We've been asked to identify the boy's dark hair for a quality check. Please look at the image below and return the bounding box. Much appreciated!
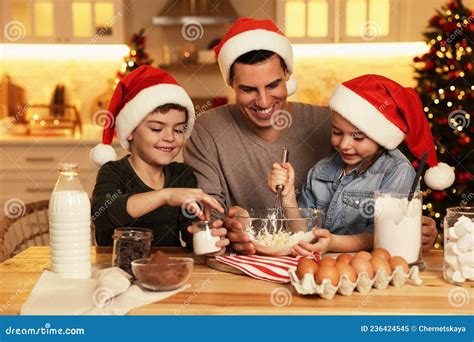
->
[153,103,188,117]
[228,50,288,84]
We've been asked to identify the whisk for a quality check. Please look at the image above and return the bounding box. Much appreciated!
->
[273,145,289,220]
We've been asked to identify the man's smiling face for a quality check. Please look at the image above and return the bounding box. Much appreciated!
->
[232,54,289,131]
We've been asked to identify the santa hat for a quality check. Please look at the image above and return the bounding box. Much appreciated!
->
[90,65,195,167]
[214,17,297,95]
[329,74,455,190]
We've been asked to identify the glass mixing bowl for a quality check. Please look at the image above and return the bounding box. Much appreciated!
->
[234,208,325,256]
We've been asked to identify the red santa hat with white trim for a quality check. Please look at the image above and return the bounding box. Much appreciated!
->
[90,65,195,167]
[213,17,297,95]
[329,74,455,190]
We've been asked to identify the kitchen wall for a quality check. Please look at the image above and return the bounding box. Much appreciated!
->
[291,45,425,105]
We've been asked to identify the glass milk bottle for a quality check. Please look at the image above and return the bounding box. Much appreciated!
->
[443,207,474,285]
[48,163,91,279]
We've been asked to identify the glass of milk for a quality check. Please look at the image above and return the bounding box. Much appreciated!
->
[193,221,220,255]
[374,191,423,268]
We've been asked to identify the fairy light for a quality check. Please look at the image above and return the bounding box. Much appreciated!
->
[450,86,455,91]
[434,99,440,104]
[447,101,453,107]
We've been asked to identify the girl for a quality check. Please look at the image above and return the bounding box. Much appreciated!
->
[268,74,454,256]
[90,66,227,252]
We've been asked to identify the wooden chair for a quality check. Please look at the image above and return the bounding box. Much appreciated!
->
[0,199,96,262]
[0,200,50,262]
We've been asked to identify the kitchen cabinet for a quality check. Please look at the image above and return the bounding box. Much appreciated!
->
[1,0,124,44]
[0,139,125,207]
[276,0,397,43]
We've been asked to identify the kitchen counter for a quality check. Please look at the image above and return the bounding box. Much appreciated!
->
[0,247,472,315]
[0,124,119,146]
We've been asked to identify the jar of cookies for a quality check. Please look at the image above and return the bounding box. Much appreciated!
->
[112,228,153,275]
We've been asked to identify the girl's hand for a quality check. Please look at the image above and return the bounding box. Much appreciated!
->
[162,188,224,221]
[290,228,332,256]
[187,219,229,256]
[267,162,296,197]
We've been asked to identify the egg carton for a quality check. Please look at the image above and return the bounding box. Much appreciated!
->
[289,265,422,300]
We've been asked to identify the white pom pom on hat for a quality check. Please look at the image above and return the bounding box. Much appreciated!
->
[424,162,456,190]
[329,74,455,190]
[90,143,117,167]
[90,65,195,167]
[214,17,297,96]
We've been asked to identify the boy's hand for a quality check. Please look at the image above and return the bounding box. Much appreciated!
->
[187,219,229,256]
[290,228,332,256]
[163,188,224,221]
[267,162,296,197]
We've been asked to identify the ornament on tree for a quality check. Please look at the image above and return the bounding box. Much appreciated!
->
[457,171,472,183]
[432,191,447,201]
[458,136,471,145]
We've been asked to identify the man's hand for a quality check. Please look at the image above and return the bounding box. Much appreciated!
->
[224,206,256,255]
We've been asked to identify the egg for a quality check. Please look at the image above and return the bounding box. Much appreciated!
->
[355,251,372,260]
[336,253,354,264]
[336,262,357,283]
[390,256,409,274]
[371,256,392,275]
[371,247,391,261]
[314,265,340,286]
[350,257,375,278]
[319,256,337,267]
[296,258,319,279]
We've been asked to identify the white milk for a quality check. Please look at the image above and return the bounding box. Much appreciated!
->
[374,195,422,264]
[48,163,91,278]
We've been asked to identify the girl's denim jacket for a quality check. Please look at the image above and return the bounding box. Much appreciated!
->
[298,149,417,235]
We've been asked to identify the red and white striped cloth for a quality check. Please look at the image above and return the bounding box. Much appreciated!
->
[216,253,320,283]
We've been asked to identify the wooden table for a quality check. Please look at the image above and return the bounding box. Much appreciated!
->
[0,247,472,315]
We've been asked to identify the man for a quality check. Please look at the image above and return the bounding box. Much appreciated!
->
[184,18,438,255]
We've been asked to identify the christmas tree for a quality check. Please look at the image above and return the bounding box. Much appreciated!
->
[412,0,473,231]
[116,29,153,81]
